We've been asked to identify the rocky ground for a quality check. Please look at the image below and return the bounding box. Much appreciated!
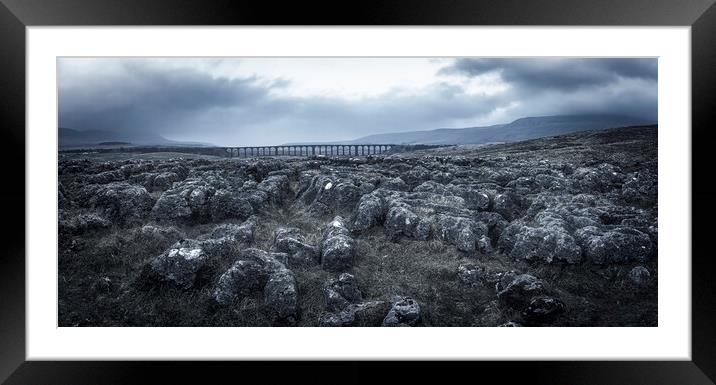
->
[58,125,658,327]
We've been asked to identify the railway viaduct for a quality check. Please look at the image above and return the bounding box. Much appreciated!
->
[223,144,396,158]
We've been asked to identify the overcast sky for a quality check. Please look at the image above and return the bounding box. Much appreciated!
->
[58,57,657,146]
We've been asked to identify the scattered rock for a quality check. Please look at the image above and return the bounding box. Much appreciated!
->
[457,263,485,286]
[87,182,154,223]
[321,216,356,270]
[497,273,545,309]
[576,226,652,264]
[273,227,319,266]
[383,297,421,326]
[148,239,209,287]
[264,269,299,325]
[323,273,363,311]
[319,301,389,327]
[628,266,651,285]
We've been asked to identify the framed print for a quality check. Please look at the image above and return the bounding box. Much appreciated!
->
[2,0,716,383]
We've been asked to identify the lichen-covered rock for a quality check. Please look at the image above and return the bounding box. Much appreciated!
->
[572,163,625,193]
[493,191,521,221]
[351,193,386,231]
[318,301,390,327]
[379,177,409,191]
[382,297,421,326]
[264,269,299,325]
[434,214,488,252]
[575,226,652,264]
[496,273,545,309]
[59,212,112,235]
[323,273,362,311]
[213,260,266,304]
[152,193,192,220]
[148,239,208,287]
[272,227,319,266]
[321,216,356,271]
[140,224,185,247]
[209,217,257,244]
[213,248,290,305]
[209,189,254,221]
[628,266,652,285]
[256,174,290,205]
[457,264,485,286]
[508,226,582,264]
[152,172,181,190]
[384,204,431,240]
[87,182,154,223]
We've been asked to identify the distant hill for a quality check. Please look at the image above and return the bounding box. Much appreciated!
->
[58,127,213,148]
[341,114,656,145]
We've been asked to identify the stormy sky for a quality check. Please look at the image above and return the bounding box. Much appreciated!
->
[58,57,657,146]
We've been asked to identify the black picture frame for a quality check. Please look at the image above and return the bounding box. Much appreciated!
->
[2,0,714,383]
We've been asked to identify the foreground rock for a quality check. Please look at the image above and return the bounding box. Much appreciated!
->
[213,248,298,325]
[496,273,545,309]
[382,297,421,326]
[272,227,319,266]
[82,182,154,223]
[147,239,209,288]
[320,216,356,271]
[59,212,112,235]
[263,269,299,325]
[323,273,363,312]
[628,266,652,285]
[318,301,390,327]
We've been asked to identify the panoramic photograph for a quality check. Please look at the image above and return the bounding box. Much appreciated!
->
[57,57,658,327]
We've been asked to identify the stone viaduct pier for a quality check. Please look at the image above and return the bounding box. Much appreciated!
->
[224,144,396,158]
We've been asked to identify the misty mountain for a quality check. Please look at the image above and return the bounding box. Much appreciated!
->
[59,127,213,148]
[288,114,655,146]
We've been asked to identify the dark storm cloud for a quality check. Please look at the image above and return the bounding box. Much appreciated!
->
[59,58,657,146]
[439,58,657,91]
[58,61,507,145]
[59,62,277,136]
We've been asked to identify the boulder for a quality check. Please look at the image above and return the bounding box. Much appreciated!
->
[434,214,488,252]
[152,193,192,220]
[273,227,319,266]
[508,226,582,264]
[496,274,545,309]
[318,301,389,327]
[88,182,154,223]
[213,260,266,304]
[59,213,112,235]
[382,297,421,326]
[256,174,290,205]
[457,263,485,286]
[575,226,652,264]
[213,248,289,305]
[209,217,257,244]
[209,189,254,221]
[264,269,299,325]
[352,193,386,231]
[323,273,362,311]
[148,239,209,288]
[628,266,652,285]
[493,192,521,221]
[321,216,356,271]
[379,177,409,192]
[153,172,181,190]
